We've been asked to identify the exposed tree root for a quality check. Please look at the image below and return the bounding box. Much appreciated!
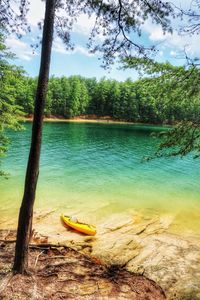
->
[34,251,44,268]
[0,235,166,299]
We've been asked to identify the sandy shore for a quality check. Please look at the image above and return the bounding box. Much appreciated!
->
[20,116,135,125]
[19,115,171,127]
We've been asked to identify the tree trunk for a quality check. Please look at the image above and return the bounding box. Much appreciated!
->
[13,0,56,274]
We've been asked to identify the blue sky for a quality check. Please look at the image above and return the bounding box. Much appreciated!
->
[6,0,199,81]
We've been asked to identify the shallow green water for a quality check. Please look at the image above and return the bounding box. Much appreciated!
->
[0,122,200,234]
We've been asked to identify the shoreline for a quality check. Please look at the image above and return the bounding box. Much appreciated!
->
[19,115,172,127]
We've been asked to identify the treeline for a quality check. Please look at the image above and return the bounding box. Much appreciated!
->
[4,72,200,124]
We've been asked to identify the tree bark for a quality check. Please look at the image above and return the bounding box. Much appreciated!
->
[13,0,56,274]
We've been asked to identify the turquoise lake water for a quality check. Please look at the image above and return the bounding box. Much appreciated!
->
[0,122,200,234]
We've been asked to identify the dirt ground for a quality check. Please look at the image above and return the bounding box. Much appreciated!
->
[0,230,165,300]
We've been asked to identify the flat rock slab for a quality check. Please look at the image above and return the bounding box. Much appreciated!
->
[32,210,200,299]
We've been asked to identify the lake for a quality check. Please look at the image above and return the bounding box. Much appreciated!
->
[0,122,200,236]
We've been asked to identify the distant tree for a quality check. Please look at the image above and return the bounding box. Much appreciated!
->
[93,78,111,116]
[109,80,121,118]
[60,76,71,117]
[118,79,138,121]
[66,76,89,117]
[82,77,97,114]
[47,76,66,116]
[15,77,36,115]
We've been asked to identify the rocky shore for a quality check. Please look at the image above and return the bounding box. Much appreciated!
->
[32,210,200,299]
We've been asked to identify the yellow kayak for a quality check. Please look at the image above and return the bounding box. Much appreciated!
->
[61,214,97,236]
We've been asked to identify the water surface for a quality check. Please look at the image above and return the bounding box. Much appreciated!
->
[0,122,199,235]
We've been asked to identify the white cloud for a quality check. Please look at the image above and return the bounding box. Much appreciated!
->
[27,0,45,26]
[73,14,96,36]
[53,38,96,57]
[147,26,169,42]
[170,50,177,57]
[170,0,193,10]
[142,19,200,56]
[74,45,95,57]
[6,36,36,61]
[72,13,107,42]
[53,38,67,54]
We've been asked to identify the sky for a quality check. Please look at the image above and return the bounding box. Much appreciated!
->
[5,0,200,81]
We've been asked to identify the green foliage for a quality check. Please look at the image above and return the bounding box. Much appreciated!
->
[154,122,200,158]
[15,77,36,114]
[46,75,90,118]
[67,76,89,118]
[12,72,199,128]
[0,31,24,176]
[123,56,200,158]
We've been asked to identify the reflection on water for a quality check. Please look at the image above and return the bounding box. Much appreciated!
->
[0,122,200,235]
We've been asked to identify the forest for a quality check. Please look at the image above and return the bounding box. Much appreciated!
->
[3,64,200,125]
